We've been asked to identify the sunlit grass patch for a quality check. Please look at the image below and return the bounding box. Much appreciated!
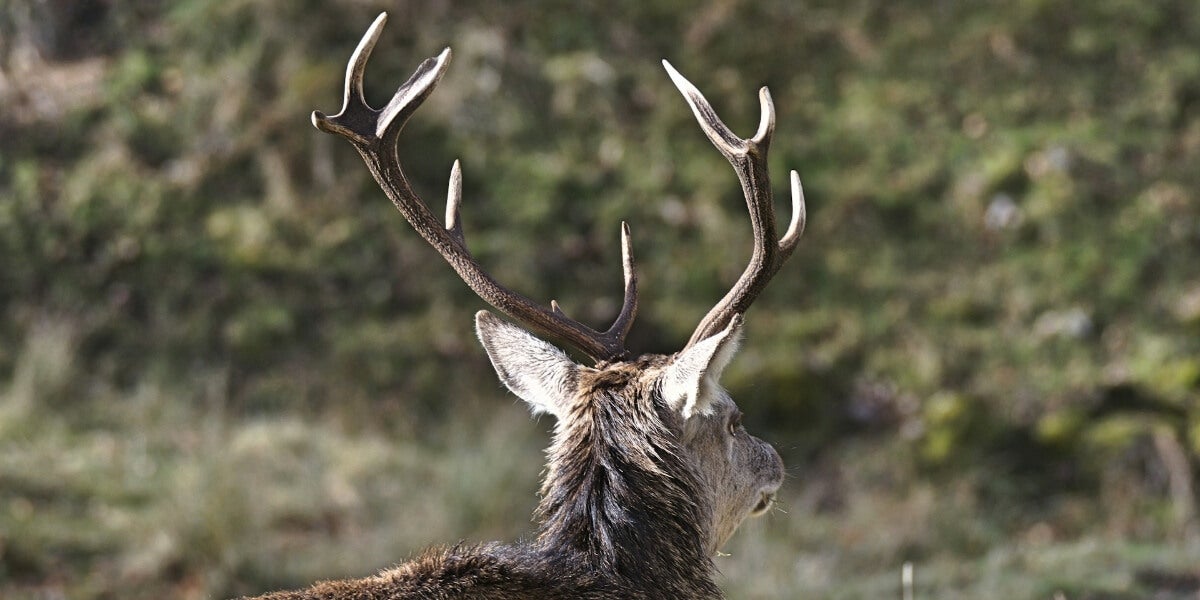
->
[0,324,545,598]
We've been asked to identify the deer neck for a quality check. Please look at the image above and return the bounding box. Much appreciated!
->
[532,379,714,585]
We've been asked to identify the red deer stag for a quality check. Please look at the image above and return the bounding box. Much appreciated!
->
[248,12,804,600]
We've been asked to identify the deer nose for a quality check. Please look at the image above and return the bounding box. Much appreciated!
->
[765,442,785,486]
[750,491,775,516]
[749,444,784,517]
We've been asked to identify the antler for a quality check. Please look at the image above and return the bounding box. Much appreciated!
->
[661,61,806,348]
[313,13,637,362]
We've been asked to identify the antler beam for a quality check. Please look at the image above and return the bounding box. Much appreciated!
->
[313,13,638,361]
[661,61,806,348]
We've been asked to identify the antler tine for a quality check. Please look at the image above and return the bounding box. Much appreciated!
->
[606,222,639,341]
[779,170,807,259]
[661,60,806,348]
[445,159,465,243]
[313,13,638,361]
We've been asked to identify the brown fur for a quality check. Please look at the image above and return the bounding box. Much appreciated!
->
[275,12,797,597]
[243,347,784,599]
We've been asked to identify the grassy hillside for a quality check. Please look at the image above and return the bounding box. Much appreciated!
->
[2,0,1198,597]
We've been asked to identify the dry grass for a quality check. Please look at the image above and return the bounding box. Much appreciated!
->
[2,322,1198,599]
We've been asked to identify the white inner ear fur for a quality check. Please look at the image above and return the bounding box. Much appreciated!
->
[661,315,744,419]
[475,310,580,419]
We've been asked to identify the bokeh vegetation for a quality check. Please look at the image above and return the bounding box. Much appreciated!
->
[2,0,1199,598]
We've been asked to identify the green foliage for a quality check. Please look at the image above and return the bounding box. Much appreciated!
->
[2,0,1199,597]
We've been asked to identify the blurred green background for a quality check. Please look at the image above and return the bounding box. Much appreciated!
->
[2,1,1199,598]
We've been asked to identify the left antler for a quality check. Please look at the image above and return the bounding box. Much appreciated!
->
[312,13,638,362]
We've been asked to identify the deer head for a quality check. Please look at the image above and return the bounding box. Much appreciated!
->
[276,11,806,598]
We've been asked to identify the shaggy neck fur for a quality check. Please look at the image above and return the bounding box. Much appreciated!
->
[244,360,726,600]
[532,361,719,596]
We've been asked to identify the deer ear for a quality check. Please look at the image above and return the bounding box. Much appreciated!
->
[475,310,580,419]
[661,314,743,419]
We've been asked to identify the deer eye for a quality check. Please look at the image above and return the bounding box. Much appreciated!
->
[727,411,744,436]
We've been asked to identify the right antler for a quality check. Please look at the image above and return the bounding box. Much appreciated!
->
[662,61,807,349]
[312,13,637,362]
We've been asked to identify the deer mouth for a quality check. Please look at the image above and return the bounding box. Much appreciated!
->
[750,492,775,516]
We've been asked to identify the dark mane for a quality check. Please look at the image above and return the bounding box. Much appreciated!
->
[531,360,720,597]
[250,360,723,600]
